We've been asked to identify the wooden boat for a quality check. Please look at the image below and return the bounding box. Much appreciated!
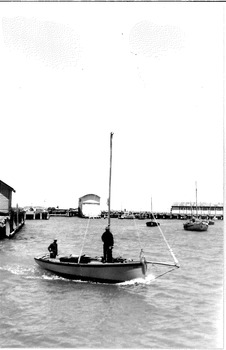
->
[183,218,208,231]
[34,254,150,283]
[183,183,208,232]
[146,198,160,227]
[118,213,135,219]
[35,133,179,283]
[202,218,214,225]
[146,220,160,227]
[207,219,215,225]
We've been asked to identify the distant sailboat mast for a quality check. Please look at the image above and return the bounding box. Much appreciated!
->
[108,132,114,228]
[195,181,198,217]
[151,196,154,219]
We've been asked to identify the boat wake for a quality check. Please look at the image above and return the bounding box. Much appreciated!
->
[0,264,160,287]
[118,273,156,286]
[0,264,64,281]
[0,264,36,276]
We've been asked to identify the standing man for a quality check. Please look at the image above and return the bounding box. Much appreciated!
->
[101,226,114,263]
[48,239,58,258]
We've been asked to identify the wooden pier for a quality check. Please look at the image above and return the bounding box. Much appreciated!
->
[0,206,26,239]
[0,180,26,239]
[101,210,224,220]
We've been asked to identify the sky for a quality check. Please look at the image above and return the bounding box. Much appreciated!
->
[0,2,224,213]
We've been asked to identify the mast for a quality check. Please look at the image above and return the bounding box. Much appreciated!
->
[108,132,114,228]
[195,181,198,217]
[151,196,153,219]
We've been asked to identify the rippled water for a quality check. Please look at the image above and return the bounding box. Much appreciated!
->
[0,217,223,348]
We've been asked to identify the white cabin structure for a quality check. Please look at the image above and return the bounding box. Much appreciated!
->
[78,194,101,218]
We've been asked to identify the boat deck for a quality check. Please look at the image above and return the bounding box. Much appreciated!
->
[38,254,135,266]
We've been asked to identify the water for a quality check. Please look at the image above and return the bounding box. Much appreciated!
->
[0,217,223,348]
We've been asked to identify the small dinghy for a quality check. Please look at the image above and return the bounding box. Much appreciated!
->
[146,220,160,227]
[146,199,160,227]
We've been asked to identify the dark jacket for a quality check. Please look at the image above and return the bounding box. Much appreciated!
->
[48,242,58,255]
[101,229,114,247]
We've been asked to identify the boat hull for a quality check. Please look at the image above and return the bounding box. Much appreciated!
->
[146,221,160,227]
[208,220,214,225]
[118,215,135,220]
[34,255,146,283]
[183,221,208,231]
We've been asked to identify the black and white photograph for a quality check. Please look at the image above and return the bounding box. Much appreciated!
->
[0,2,224,349]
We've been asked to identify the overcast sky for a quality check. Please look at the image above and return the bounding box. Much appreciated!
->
[0,3,224,212]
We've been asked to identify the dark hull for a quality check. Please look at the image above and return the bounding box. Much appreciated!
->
[34,255,146,283]
[183,221,208,231]
[146,221,160,227]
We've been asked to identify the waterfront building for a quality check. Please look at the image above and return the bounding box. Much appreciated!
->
[0,180,25,238]
[0,180,15,215]
[78,194,101,218]
[24,206,50,220]
[171,202,224,219]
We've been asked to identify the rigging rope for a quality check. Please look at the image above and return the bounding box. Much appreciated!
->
[153,267,178,280]
[152,213,179,266]
[133,211,179,268]
[78,217,91,263]
[133,217,143,252]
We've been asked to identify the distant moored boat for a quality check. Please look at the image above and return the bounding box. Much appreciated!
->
[146,198,160,227]
[183,218,208,231]
[183,182,209,232]
[146,221,160,227]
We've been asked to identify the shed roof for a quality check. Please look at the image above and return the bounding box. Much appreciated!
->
[0,180,15,193]
[83,200,100,204]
